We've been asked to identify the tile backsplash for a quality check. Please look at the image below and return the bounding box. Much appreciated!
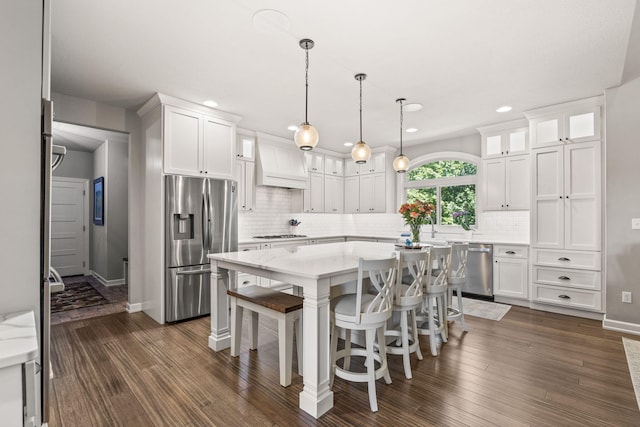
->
[239,187,529,241]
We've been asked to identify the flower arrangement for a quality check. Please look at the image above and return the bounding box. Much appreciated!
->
[453,211,472,231]
[399,200,435,243]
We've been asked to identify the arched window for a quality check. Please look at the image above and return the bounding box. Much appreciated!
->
[403,155,478,227]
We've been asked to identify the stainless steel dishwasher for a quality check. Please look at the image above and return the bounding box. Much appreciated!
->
[462,243,493,297]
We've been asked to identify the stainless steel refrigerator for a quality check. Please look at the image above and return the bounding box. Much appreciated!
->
[165,175,237,322]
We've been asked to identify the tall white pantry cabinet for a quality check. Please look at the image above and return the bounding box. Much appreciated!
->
[525,96,603,314]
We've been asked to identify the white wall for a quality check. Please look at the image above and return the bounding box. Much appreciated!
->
[0,0,43,322]
[52,149,93,180]
[92,143,107,278]
[605,75,640,325]
[106,141,128,280]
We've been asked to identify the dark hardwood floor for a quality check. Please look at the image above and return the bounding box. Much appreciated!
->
[49,306,640,426]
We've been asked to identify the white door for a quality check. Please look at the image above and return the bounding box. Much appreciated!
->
[532,146,564,248]
[505,155,530,210]
[494,257,528,299]
[51,178,89,276]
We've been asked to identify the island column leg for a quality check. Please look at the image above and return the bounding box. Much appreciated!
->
[299,279,334,418]
[209,260,231,351]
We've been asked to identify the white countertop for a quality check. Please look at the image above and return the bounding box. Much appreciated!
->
[0,310,38,368]
[239,233,529,246]
[209,241,399,280]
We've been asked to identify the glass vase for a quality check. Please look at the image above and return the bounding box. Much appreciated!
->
[410,224,421,243]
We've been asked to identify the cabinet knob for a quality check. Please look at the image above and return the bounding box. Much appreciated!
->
[501,204,504,208]
[559,196,563,199]
[495,260,498,263]
[559,138,563,142]
[506,204,509,208]
[200,170,203,173]
[506,150,509,154]
[501,151,504,155]
[565,195,569,199]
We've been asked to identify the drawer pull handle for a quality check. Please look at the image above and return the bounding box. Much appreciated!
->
[558,294,571,299]
[506,250,516,255]
[243,249,251,251]
[242,280,250,285]
[558,257,570,261]
[558,276,571,281]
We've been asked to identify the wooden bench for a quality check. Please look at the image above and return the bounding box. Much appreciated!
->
[227,286,303,387]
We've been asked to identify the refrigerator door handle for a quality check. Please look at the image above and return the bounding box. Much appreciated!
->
[176,269,212,276]
[206,190,212,251]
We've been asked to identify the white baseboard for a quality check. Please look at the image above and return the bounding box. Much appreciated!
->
[603,316,640,336]
[126,302,142,313]
[90,270,125,287]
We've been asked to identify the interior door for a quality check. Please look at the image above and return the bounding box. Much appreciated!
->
[50,177,88,276]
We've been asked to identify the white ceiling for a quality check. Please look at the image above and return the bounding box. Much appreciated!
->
[52,122,129,152]
[50,0,637,154]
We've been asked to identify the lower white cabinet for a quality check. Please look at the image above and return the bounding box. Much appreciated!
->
[237,243,261,288]
[493,245,528,299]
[258,241,307,291]
[530,248,602,312]
[309,237,345,245]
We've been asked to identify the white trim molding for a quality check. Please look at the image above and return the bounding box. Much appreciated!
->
[126,302,143,313]
[603,316,640,336]
[90,270,125,287]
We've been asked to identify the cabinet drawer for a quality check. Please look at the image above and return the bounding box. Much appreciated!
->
[531,248,600,270]
[239,243,261,251]
[532,284,601,311]
[237,273,259,288]
[532,266,600,290]
[494,245,528,258]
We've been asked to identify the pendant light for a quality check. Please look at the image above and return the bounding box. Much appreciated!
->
[351,73,371,164]
[393,98,410,173]
[294,39,319,151]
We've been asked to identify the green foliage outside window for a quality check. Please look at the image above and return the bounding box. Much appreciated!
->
[405,160,477,226]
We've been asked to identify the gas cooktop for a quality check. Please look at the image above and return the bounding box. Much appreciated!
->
[253,234,308,239]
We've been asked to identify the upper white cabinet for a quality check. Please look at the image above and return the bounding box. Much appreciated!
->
[324,175,344,213]
[304,152,324,173]
[236,130,256,161]
[359,173,386,213]
[525,98,602,149]
[531,141,601,251]
[164,105,236,179]
[483,155,530,211]
[478,120,529,159]
[324,155,344,176]
[344,152,387,175]
[235,159,255,212]
[303,172,324,213]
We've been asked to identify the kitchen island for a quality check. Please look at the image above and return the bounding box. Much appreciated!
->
[207,241,398,418]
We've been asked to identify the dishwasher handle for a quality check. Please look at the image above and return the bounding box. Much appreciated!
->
[468,247,492,253]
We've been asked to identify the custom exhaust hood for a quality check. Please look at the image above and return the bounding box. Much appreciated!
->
[255,132,309,189]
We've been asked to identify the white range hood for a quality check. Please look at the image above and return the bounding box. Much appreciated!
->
[255,132,309,189]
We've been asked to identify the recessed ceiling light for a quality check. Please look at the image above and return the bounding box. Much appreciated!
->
[496,105,512,113]
[253,9,290,33]
[203,100,218,108]
[344,142,354,147]
[404,103,423,112]
[288,125,298,131]
[406,128,418,133]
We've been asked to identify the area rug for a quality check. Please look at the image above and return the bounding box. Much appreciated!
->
[623,337,640,410]
[451,297,511,321]
[51,282,109,313]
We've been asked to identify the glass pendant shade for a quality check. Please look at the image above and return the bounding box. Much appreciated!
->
[294,123,319,150]
[393,154,410,173]
[351,140,371,164]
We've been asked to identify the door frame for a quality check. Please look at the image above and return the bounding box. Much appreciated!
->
[51,176,90,276]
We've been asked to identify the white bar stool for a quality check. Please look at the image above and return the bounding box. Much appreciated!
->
[227,285,303,387]
[447,242,469,332]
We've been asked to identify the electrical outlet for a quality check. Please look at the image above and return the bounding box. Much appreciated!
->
[622,291,632,303]
[632,218,640,230]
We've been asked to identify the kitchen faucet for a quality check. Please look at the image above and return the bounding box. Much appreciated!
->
[427,216,436,238]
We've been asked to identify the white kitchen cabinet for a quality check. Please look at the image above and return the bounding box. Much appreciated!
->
[493,245,528,299]
[324,175,344,213]
[303,173,324,213]
[259,241,307,291]
[164,104,235,180]
[359,173,386,213]
[237,243,262,288]
[345,160,360,176]
[483,155,530,211]
[235,159,255,212]
[344,176,360,213]
[531,141,600,251]
[527,101,601,149]
[236,130,255,161]
[304,151,324,173]
[479,124,529,159]
[344,152,386,175]
[309,237,345,245]
[324,155,344,176]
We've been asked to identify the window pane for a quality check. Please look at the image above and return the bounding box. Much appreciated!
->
[406,187,436,221]
[407,160,477,181]
[441,184,476,225]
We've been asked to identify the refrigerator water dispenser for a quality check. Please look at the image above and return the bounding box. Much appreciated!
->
[173,213,194,239]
